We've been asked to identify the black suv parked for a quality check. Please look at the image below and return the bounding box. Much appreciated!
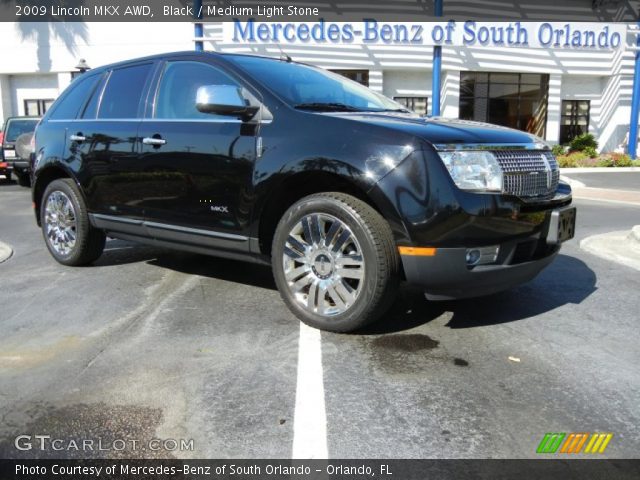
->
[32,52,575,332]
[2,116,39,185]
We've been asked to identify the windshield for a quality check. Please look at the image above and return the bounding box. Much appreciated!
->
[226,55,410,113]
[5,119,38,143]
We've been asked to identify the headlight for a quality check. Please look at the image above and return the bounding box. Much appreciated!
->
[438,151,503,192]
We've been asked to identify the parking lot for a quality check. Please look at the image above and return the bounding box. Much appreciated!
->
[0,179,639,459]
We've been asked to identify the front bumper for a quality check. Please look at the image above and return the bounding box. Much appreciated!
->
[401,243,559,300]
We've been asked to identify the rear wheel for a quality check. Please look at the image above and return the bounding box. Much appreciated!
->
[3,171,10,183]
[41,178,105,266]
[272,192,400,332]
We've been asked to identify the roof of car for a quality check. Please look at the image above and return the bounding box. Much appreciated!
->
[87,51,294,74]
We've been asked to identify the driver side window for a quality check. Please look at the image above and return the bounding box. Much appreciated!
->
[155,61,239,120]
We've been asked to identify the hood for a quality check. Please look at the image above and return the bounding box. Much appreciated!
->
[325,113,541,148]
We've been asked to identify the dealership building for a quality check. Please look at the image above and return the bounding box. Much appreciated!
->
[0,18,638,152]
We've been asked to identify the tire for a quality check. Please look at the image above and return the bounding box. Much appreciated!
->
[41,178,106,266]
[3,171,10,183]
[272,192,400,332]
[16,172,30,187]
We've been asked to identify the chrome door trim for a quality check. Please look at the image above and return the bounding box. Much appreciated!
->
[89,213,248,242]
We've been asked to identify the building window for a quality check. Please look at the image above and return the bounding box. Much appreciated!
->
[24,99,54,116]
[330,70,369,86]
[560,100,590,145]
[459,72,549,138]
[394,97,428,116]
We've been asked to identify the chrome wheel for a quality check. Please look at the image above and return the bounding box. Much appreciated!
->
[282,213,365,316]
[44,191,77,256]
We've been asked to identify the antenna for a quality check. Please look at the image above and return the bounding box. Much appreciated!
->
[276,43,293,62]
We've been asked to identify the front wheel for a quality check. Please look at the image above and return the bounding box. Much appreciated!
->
[41,178,106,266]
[272,192,400,332]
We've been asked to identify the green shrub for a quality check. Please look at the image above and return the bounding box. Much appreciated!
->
[583,146,598,158]
[596,153,633,167]
[596,157,614,167]
[611,153,632,167]
[557,152,589,168]
[569,133,598,152]
[551,144,566,156]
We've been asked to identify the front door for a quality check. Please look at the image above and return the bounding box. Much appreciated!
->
[137,60,257,250]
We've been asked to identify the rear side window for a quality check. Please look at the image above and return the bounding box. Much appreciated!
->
[98,63,152,119]
[81,74,106,119]
[5,119,38,142]
[155,61,238,120]
[49,75,100,120]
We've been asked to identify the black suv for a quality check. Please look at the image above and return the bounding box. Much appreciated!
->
[2,116,39,185]
[32,52,575,332]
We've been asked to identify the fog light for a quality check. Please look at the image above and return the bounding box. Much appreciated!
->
[466,249,481,266]
[466,246,500,267]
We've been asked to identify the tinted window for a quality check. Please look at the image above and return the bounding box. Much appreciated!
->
[49,75,100,120]
[5,119,39,142]
[98,63,152,119]
[81,74,106,119]
[155,61,238,119]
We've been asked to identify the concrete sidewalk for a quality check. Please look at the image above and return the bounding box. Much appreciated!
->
[581,226,640,271]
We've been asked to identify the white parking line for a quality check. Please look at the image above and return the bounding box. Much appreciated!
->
[292,322,328,459]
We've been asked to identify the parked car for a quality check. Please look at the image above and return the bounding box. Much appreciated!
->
[31,52,575,332]
[1,116,39,186]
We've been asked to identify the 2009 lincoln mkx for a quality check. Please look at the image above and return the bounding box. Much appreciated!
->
[31,51,576,332]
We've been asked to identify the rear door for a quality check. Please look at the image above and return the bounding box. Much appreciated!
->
[72,62,155,222]
[137,58,258,250]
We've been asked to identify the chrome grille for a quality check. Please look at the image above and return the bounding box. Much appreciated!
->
[492,150,559,198]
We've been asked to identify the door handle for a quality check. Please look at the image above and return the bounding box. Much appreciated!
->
[142,137,167,146]
[69,134,86,142]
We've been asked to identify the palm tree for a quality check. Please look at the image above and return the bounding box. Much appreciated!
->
[4,0,89,73]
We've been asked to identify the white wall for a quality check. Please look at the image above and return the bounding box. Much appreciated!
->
[546,74,562,144]
[0,75,12,127]
[10,74,59,116]
[0,22,193,75]
[383,70,432,102]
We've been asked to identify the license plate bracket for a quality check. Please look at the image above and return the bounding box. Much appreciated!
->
[547,207,577,244]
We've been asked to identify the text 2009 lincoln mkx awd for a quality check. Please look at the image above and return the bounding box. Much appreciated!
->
[31,52,576,332]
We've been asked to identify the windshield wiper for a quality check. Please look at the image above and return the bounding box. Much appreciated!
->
[373,108,412,113]
[294,102,364,112]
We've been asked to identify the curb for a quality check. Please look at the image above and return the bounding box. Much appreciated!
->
[560,175,586,188]
[0,241,13,263]
[560,167,640,173]
[580,225,640,271]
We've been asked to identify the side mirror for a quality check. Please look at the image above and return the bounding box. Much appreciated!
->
[196,85,259,120]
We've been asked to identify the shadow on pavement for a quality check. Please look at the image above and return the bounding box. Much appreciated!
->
[93,239,166,267]
[147,252,277,291]
[361,254,597,334]
[93,243,597,335]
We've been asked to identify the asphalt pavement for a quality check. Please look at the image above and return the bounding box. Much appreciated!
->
[0,181,639,459]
